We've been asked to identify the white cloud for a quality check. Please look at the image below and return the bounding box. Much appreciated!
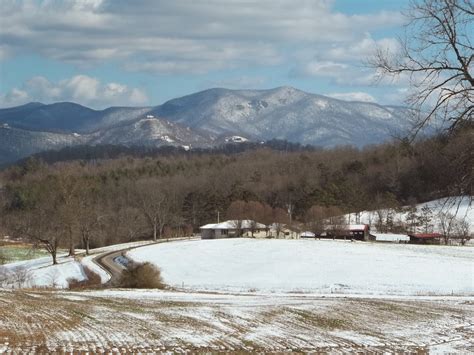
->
[0,0,403,74]
[0,75,149,108]
[328,92,377,103]
[201,76,267,90]
[292,32,404,88]
[324,34,400,62]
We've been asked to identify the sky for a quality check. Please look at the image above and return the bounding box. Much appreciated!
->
[0,0,411,109]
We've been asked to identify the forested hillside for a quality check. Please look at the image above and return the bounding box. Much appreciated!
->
[0,125,472,257]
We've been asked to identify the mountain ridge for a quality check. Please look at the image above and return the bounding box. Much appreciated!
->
[0,86,415,165]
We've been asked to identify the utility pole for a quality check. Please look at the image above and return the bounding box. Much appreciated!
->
[217,211,220,223]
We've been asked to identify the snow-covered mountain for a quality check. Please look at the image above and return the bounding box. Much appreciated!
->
[88,116,212,147]
[0,115,213,165]
[0,86,416,164]
[153,86,414,146]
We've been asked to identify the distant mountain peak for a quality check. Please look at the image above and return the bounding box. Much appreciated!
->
[0,86,414,165]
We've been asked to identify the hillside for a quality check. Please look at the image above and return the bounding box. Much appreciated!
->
[0,87,416,164]
[0,115,212,165]
[345,196,474,231]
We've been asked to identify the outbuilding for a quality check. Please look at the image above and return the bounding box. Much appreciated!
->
[321,224,370,241]
[200,220,266,239]
[370,233,410,243]
[267,223,299,239]
[300,231,316,238]
[408,233,443,244]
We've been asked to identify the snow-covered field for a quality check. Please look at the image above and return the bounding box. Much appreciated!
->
[2,236,473,352]
[128,238,474,295]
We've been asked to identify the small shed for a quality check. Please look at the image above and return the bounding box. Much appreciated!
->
[370,233,410,243]
[408,233,443,244]
[300,231,316,238]
[322,224,370,241]
[267,223,299,239]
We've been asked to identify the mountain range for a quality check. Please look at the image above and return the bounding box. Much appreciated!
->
[0,86,414,165]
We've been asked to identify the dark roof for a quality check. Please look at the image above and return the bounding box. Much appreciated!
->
[408,233,443,239]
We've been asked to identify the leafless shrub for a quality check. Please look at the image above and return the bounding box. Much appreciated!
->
[67,266,102,290]
[0,266,9,286]
[45,269,61,288]
[12,266,32,288]
[452,217,471,246]
[0,249,6,265]
[117,261,164,289]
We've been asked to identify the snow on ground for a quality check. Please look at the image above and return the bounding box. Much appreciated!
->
[128,238,474,295]
[0,254,85,289]
[346,196,474,230]
[0,240,156,288]
[1,288,473,353]
[80,255,110,283]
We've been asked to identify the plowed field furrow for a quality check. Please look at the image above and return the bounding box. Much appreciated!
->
[2,289,473,352]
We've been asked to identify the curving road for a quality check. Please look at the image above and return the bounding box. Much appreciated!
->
[92,237,199,285]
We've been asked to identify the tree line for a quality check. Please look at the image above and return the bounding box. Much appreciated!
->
[0,125,472,264]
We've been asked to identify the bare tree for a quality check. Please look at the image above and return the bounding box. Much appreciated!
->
[0,250,6,265]
[438,211,456,244]
[305,205,328,237]
[46,268,61,288]
[452,216,471,245]
[134,179,175,241]
[12,266,32,288]
[0,266,9,286]
[371,0,473,135]
[8,184,65,265]
[226,200,247,237]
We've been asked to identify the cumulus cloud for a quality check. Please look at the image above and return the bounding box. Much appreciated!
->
[201,76,267,90]
[292,32,404,88]
[0,0,403,74]
[0,75,149,108]
[328,92,377,103]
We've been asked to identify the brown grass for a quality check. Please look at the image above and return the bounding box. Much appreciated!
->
[68,266,103,290]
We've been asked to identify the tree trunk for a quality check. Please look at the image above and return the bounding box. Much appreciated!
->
[153,224,157,241]
[52,250,57,265]
[67,226,75,256]
[85,237,90,255]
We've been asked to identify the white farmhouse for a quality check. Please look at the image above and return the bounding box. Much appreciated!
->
[200,220,266,239]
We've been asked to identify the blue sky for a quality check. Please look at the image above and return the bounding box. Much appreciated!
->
[0,0,410,109]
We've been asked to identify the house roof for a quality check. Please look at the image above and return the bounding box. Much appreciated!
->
[325,224,368,231]
[408,233,443,239]
[371,233,410,242]
[200,220,266,230]
[200,223,218,229]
